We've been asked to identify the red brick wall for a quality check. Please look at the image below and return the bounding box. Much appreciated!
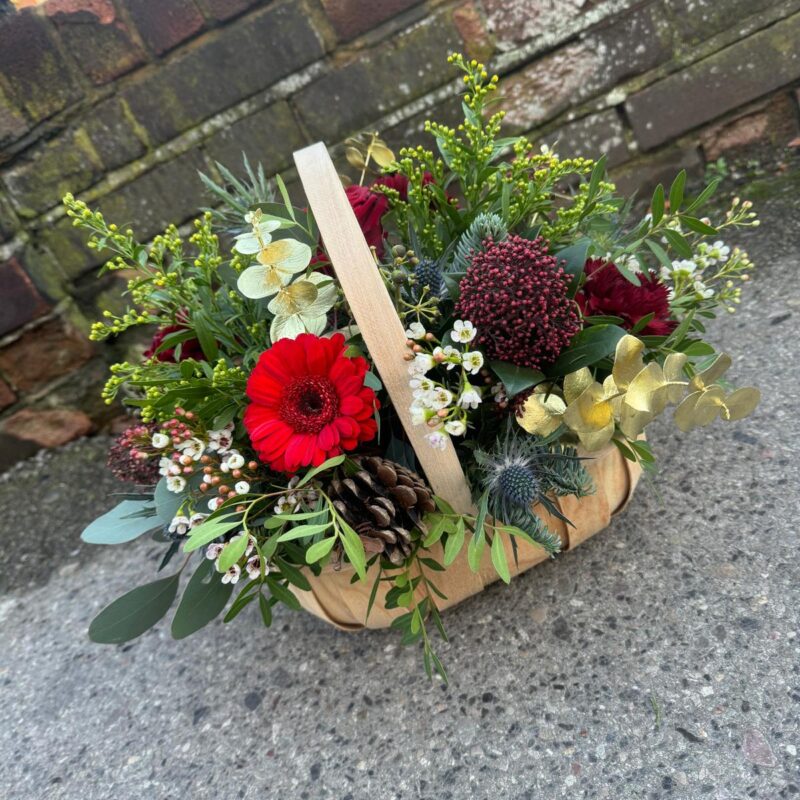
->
[0,0,799,466]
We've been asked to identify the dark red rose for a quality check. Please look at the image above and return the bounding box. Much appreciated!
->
[144,325,205,362]
[345,184,389,257]
[576,259,676,336]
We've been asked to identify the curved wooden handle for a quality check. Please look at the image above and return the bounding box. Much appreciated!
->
[293,142,473,514]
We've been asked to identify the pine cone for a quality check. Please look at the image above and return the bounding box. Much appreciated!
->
[326,456,437,566]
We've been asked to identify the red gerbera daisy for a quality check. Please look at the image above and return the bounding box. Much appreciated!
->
[244,333,379,473]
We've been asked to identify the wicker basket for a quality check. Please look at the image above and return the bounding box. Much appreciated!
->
[291,143,643,630]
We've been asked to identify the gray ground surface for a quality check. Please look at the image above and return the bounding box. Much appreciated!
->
[1,178,799,800]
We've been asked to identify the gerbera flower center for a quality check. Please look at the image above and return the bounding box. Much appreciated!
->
[280,376,340,434]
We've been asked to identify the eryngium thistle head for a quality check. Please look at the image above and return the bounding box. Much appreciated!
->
[412,258,446,300]
[496,461,540,508]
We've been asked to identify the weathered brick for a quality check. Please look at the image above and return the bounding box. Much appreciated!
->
[483,0,588,51]
[46,0,146,85]
[0,316,94,392]
[626,12,800,151]
[542,110,630,167]
[0,10,83,122]
[294,12,463,141]
[452,1,492,62]
[500,3,670,133]
[122,1,324,145]
[0,378,16,411]
[37,216,103,282]
[700,93,800,160]
[203,101,306,174]
[84,98,147,172]
[0,257,50,337]
[380,93,463,154]
[321,0,422,42]
[97,150,207,242]
[197,0,263,22]
[1,407,93,448]
[1,128,103,217]
[610,145,702,198]
[0,83,29,149]
[124,0,205,56]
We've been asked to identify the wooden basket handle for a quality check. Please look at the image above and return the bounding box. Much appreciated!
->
[293,142,473,514]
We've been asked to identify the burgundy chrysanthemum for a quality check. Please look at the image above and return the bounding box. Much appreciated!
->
[455,235,580,370]
[345,185,389,257]
[144,324,205,362]
[577,259,676,336]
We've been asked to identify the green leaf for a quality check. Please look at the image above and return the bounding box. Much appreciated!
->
[154,478,183,526]
[548,324,627,376]
[587,154,607,199]
[193,311,219,361]
[259,593,273,627]
[217,533,249,572]
[554,239,590,296]
[679,215,718,236]
[668,170,686,212]
[651,184,665,225]
[422,513,447,547]
[491,531,511,584]
[267,578,302,610]
[339,521,367,580]
[363,371,383,391]
[663,228,693,259]
[294,454,346,489]
[645,239,672,269]
[81,500,159,545]
[489,360,545,398]
[305,536,336,564]
[685,178,720,214]
[89,573,180,643]
[183,514,243,552]
[273,557,311,591]
[443,517,465,567]
[467,527,485,572]
[276,522,332,542]
[171,559,233,639]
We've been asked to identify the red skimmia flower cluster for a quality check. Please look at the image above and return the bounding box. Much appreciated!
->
[456,235,581,370]
[244,333,378,473]
[576,259,676,336]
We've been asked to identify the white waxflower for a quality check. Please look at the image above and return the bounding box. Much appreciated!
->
[693,280,714,299]
[234,480,251,495]
[659,265,673,282]
[426,431,448,450]
[408,353,434,376]
[490,383,507,404]
[225,451,245,470]
[444,419,466,436]
[705,240,730,265]
[274,495,299,514]
[176,437,205,461]
[221,564,241,584]
[245,534,257,556]
[429,387,454,410]
[237,238,312,299]
[208,496,222,511]
[462,350,484,375]
[245,555,263,580]
[151,432,170,449]
[434,345,461,370]
[166,475,187,493]
[671,259,697,277]
[205,543,224,561]
[451,319,477,343]
[189,513,208,528]
[168,516,191,536]
[207,423,234,454]
[409,400,429,426]
[404,321,426,340]
[457,387,482,410]
[158,457,174,477]
[409,376,434,392]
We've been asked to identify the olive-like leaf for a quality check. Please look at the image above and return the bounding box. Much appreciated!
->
[171,559,233,639]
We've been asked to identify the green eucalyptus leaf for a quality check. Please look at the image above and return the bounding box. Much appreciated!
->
[171,559,233,639]
[89,573,180,643]
[81,500,159,545]
[154,478,183,525]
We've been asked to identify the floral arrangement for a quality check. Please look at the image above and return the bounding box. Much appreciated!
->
[70,54,759,680]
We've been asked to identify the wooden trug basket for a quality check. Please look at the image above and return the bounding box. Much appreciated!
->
[292,143,643,630]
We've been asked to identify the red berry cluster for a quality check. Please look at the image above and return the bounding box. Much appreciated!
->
[107,423,160,485]
[455,236,580,370]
